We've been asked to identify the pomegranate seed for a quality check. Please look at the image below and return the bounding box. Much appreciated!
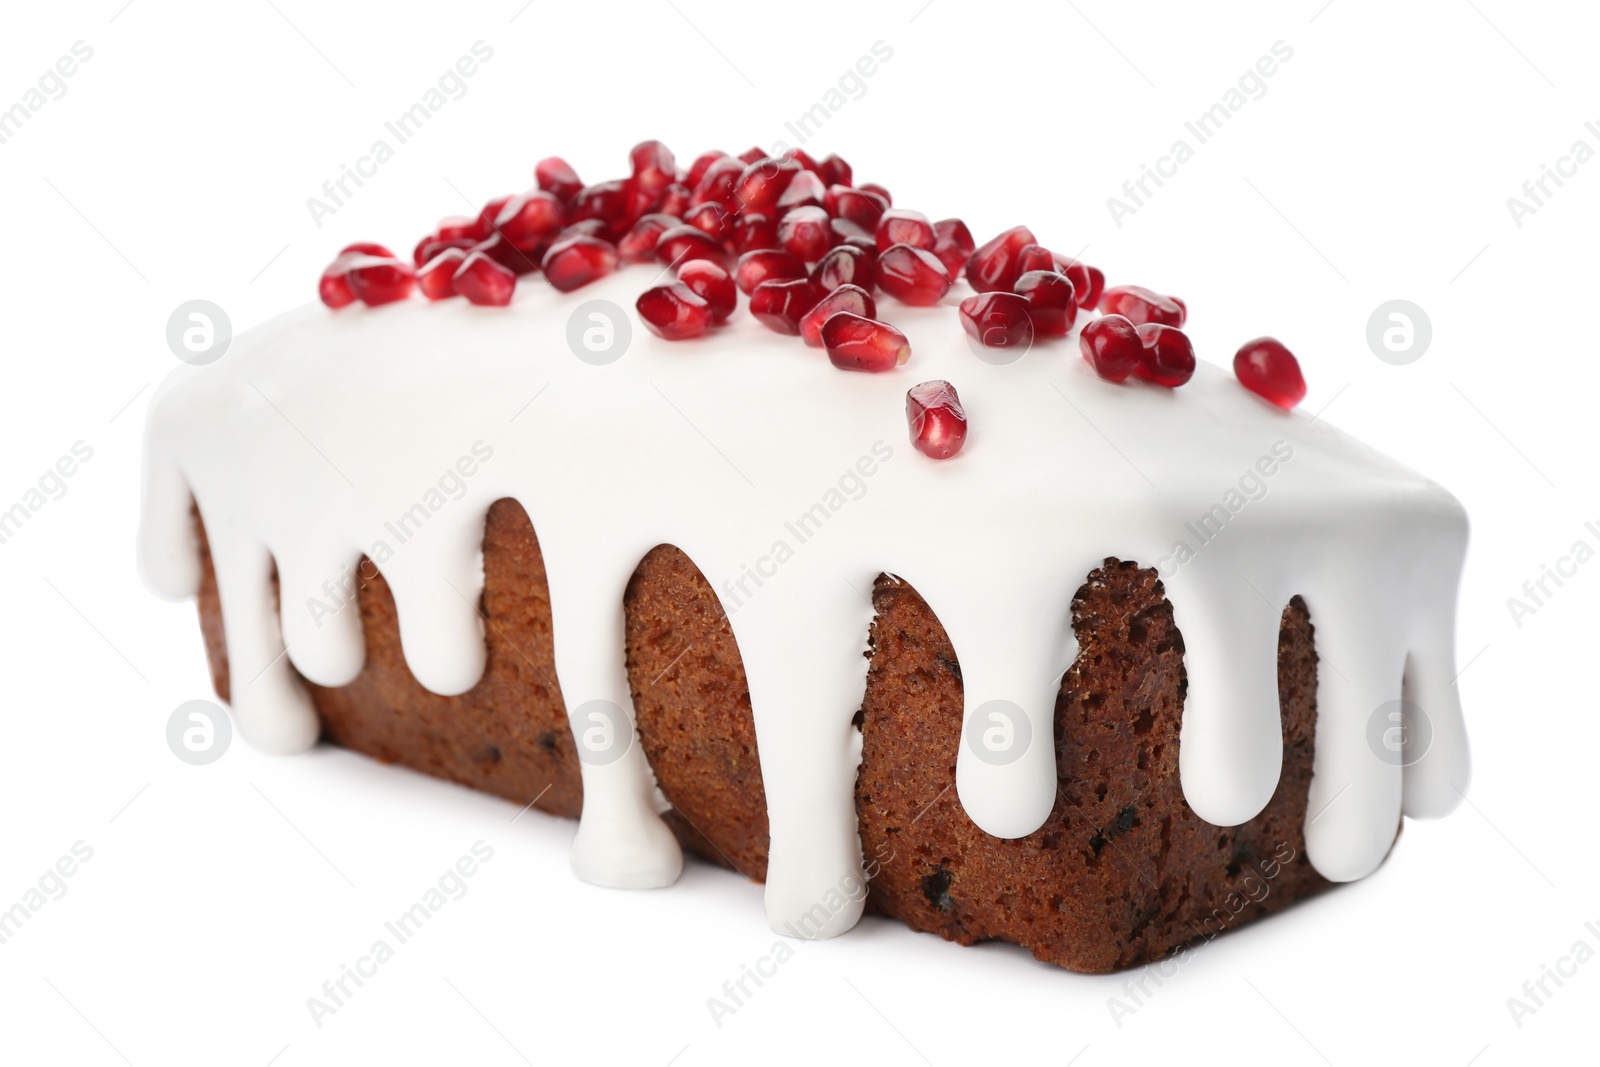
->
[1079,315,1143,382]
[812,244,877,292]
[875,209,936,253]
[417,248,468,300]
[1234,337,1306,408]
[822,313,910,372]
[1079,265,1106,309]
[1052,256,1104,309]
[677,260,737,323]
[318,261,356,308]
[655,224,726,267]
[733,157,801,214]
[735,249,807,294]
[435,216,483,243]
[777,170,827,213]
[1100,285,1185,327]
[732,212,778,254]
[571,180,632,238]
[931,218,974,281]
[959,292,1034,350]
[535,157,583,202]
[629,139,676,199]
[619,213,678,262]
[475,196,513,238]
[541,234,618,292]
[339,241,394,258]
[778,205,831,262]
[906,380,967,459]
[659,182,691,217]
[558,219,610,241]
[748,278,821,335]
[784,147,823,175]
[830,217,872,244]
[472,232,541,276]
[966,226,1036,293]
[818,153,853,187]
[1172,296,1187,321]
[637,283,712,340]
[859,182,892,204]
[1013,270,1077,336]
[1015,244,1056,275]
[687,150,729,189]
[738,146,768,165]
[344,257,415,306]
[799,284,875,346]
[452,251,516,307]
[495,190,566,251]
[691,155,744,210]
[413,234,475,267]
[828,186,888,230]
[1135,324,1196,388]
[876,243,951,306]
[684,201,732,241]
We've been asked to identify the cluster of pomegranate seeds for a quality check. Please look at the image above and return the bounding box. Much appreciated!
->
[906,380,968,459]
[1233,337,1306,409]
[316,140,1309,456]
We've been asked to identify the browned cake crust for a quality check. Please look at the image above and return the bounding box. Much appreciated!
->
[193,497,1330,973]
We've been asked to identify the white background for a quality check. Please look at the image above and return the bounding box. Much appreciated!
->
[1,1,1595,1064]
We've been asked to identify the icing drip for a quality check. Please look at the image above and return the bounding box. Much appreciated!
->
[138,266,1470,927]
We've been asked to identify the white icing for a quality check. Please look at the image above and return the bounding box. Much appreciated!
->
[138,264,1470,932]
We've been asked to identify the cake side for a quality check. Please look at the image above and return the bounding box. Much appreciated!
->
[191,500,1329,972]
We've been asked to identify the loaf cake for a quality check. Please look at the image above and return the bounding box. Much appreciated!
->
[139,142,1471,972]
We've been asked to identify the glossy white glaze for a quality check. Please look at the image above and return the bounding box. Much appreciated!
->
[139,266,1470,934]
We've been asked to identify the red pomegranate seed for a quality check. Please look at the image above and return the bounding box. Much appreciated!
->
[735,249,807,294]
[435,216,483,243]
[1234,337,1306,408]
[418,248,468,300]
[637,283,711,340]
[677,260,737,323]
[859,182,892,204]
[1015,244,1057,275]
[749,278,821,335]
[777,205,831,262]
[734,157,801,214]
[495,190,566,251]
[629,140,676,199]
[690,155,744,210]
[877,243,951,306]
[452,251,516,307]
[799,284,875,347]
[1172,296,1187,321]
[1100,285,1185,327]
[571,180,632,238]
[687,150,729,189]
[732,212,778,254]
[818,153,853,187]
[1052,256,1105,309]
[822,313,910,372]
[906,380,967,459]
[345,256,415,306]
[812,244,876,292]
[784,147,823,175]
[777,170,827,213]
[318,260,357,308]
[1079,315,1143,382]
[541,234,618,292]
[558,219,610,241]
[959,292,1034,350]
[619,213,678,262]
[475,195,513,238]
[966,226,1036,293]
[413,234,475,267]
[339,241,394,258]
[931,218,973,281]
[659,182,691,217]
[738,145,768,165]
[1013,270,1077,336]
[476,231,544,275]
[1079,265,1105,309]
[830,216,871,243]
[684,201,732,240]
[655,224,726,267]
[875,209,936,252]
[1135,323,1196,387]
[535,157,583,202]
[828,186,889,230]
